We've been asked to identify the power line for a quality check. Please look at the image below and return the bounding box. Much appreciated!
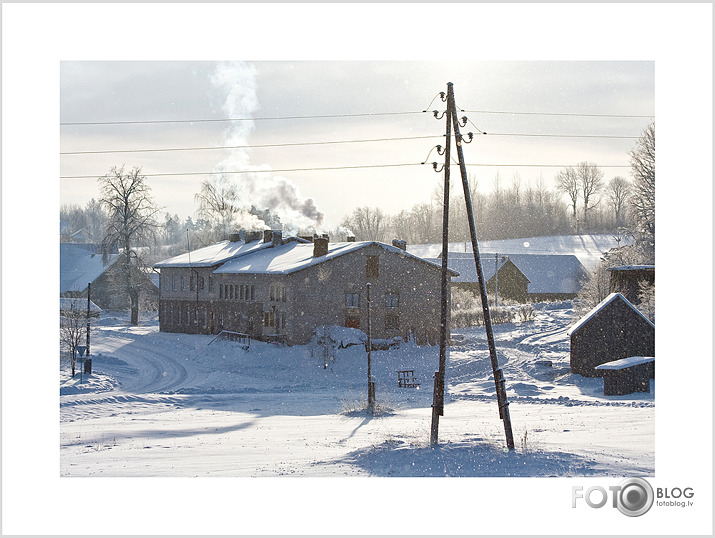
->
[59,135,444,155]
[60,131,640,156]
[59,111,424,126]
[59,161,630,179]
[461,109,654,119]
[60,108,654,127]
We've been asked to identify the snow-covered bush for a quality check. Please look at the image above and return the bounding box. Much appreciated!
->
[451,288,515,328]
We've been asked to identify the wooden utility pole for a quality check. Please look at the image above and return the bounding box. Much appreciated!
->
[447,82,515,450]
[430,90,452,446]
[366,282,375,412]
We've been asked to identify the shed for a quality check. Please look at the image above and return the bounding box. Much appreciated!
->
[425,254,530,303]
[568,293,655,377]
[595,356,655,395]
[608,265,655,304]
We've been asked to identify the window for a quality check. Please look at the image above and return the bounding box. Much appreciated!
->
[385,293,399,308]
[219,284,224,299]
[385,313,400,330]
[181,276,187,291]
[190,274,195,291]
[264,311,275,328]
[250,285,255,301]
[270,284,286,302]
[208,276,214,292]
[366,256,379,279]
[345,293,360,308]
[172,276,177,291]
[199,276,205,291]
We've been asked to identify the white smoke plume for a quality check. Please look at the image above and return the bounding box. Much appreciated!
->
[211,61,325,232]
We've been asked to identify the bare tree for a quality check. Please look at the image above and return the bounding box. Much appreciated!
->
[576,162,605,229]
[99,165,160,325]
[607,176,631,227]
[341,206,389,241]
[194,175,241,240]
[629,122,655,241]
[556,166,580,223]
[60,299,87,377]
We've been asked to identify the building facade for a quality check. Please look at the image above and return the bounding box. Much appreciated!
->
[155,233,454,345]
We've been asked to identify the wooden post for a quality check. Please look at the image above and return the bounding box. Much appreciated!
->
[366,282,374,412]
[431,86,452,447]
[447,82,515,450]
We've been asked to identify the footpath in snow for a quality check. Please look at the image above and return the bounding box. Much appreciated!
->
[60,301,654,478]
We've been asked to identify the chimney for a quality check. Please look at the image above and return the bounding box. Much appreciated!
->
[346,235,356,242]
[392,239,407,250]
[263,230,273,243]
[271,230,282,247]
[245,230,263,243]
[313,236,329,257]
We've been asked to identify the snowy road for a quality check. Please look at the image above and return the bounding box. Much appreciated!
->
[60,304,655,478]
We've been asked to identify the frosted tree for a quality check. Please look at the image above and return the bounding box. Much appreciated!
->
[60,299,87,377]
[607,176,631,228]
[556,166,580,225]
[194,175,241,240]
[99,165,160,325]
[575,162,605,229]
[629,122,655,243]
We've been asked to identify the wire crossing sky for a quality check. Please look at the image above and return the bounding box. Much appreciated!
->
[60,60,655,229]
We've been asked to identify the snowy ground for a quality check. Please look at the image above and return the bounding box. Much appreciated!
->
[60,302,654,478]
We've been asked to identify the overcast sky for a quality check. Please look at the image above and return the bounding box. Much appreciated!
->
[60,60,654,230]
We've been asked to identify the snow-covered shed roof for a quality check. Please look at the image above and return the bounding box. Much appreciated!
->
[595,356,655,370]
[60,297,102,316]
[214,241,457,276]
[426,253,586,293]
[60,243,119,294]
[153,238,273,269]
[423,255,514,284]
[567,292,655,336]
[498,254,586,294]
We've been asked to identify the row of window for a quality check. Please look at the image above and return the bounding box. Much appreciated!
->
[165,274,214,292]
[346,292,399,309]
[220,283,256,301]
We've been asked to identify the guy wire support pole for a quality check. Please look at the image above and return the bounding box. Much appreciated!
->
[447,82,515,450]
[430,87,452,447]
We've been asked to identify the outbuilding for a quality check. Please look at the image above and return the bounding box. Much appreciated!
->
[595,356,654,395]
[568,293,655,377]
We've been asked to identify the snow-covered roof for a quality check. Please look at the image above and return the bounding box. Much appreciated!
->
[214,241,456,276]
[60,243,119,294]
[407,234,632,272]
[567,292,655,336]
[595,356,655,370]
[60,297,102,315]
[426,253,586,294]
[153,238,273,268]
[499,254,586,294]
[423,255,512,284]
[608,265,655,272]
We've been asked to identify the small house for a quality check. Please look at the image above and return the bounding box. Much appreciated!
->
[60,243,158,310]
[568,293,655,377]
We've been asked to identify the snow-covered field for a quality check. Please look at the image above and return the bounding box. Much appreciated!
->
[60,302,654,479]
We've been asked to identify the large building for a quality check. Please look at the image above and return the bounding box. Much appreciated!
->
[154,231,456,345]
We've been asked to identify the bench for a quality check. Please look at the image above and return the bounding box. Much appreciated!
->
[397,369,421,388]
